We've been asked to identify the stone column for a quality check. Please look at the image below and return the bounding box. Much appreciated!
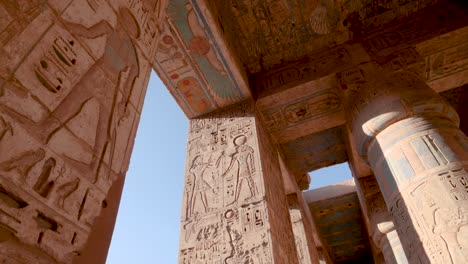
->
[355,175,408,264]
[287,193,317,264]
[0,1,159,262]
[344,70,468,263]
[178,102,299,264]
[279,152,323,264]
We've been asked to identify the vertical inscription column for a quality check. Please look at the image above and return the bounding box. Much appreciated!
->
[344,71,468,263]
[178,102,299,264]
[355,175,408,264]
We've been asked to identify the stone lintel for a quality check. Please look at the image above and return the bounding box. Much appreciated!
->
[252,0,468,98]
[306,182,373,263]
[304,179,355,204]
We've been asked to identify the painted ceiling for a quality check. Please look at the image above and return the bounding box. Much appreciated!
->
[309,192,373,263]
[206,0,438,74]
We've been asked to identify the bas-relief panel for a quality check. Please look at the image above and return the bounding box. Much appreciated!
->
[257,75,345,143]
[0,0,155,261]
[179,104,274,264]
[414,27,468,90]
[254,45,364,95]
[386,160,468,263]
[179,202,272,264]
[365,114,468,263]
[206,0,437,74]
[0,105,107,262]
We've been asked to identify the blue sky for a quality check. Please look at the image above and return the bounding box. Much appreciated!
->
[106,72,351,263]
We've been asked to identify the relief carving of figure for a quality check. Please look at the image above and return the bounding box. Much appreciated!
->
[24,7,141,182]
[222,135,257,205]
[187,155,212,217]
[433,207,468,263]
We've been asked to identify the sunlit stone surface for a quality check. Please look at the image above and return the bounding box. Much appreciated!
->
[0,0,466,263]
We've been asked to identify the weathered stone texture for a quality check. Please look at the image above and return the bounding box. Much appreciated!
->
[1,0,467,262]
[344,70,468,263]
[305,180,374,263]
[0,0,157,262]
[178,102,299,264]
[355,175,408,264]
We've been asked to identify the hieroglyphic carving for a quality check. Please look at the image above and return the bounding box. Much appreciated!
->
[356,175,410,264]
[389,167,468,264]
[336,67,367,90]
[289,208,311,264]
[376,47,423,72]
[0,0,152,261]
[260,91,341,132]
[424,41,468,82]
[10,4,145,184]
[256,47,352,93]
[346,68,468,264]
[207,0,353,73]
[105,0,160,58]
[380,131,468,263]
[55,177,80,210]
[180,103,279,264]
[179,202,272,264]
[183,116,259,220]
[0,149,45,178]
[0,158,93,262]
[33,157,57,198]
[15,24,94,111]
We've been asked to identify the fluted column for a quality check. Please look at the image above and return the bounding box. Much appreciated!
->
[355,175,408,264]
[344,70,468,263]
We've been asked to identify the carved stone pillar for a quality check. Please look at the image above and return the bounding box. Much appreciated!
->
[344,70,468,263]
[287,193,316,264]
[178,102,299,264]
[355,175,408,264]
[0,1,159,262]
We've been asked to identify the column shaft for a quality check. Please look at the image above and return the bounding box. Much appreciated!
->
[288,193,320,264]
[178,102,299,264]
[345,71,468,264]
[355,175,408,264]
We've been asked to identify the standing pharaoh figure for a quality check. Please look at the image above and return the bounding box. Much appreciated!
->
[188,155,211,216]
[223,135,257,204]
[17,6,141,183]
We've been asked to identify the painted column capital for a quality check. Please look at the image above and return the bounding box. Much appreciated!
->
[345,71,459,157]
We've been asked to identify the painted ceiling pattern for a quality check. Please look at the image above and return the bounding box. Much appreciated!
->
[206,0,438,73]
